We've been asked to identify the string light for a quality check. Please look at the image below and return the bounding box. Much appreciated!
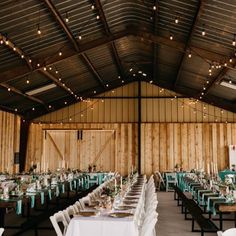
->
[169,34,173,40]
[232,34,236,46]
[65,12,69,23]
[91,4,95,10]
[188,50,192,58]
[26,79,30,84]
[96,15,100,20]
[153,5,157,10]
[229,57,233,63]
[78,35,82,40]
[201,24,206,36]
[175,17,179,24]
[7,88,11,92]
[37,24,41,35]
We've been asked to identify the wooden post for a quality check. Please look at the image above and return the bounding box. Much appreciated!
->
[138,79,141,173]
[19,119,30,172]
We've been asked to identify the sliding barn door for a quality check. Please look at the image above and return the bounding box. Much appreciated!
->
[42,130,116,172]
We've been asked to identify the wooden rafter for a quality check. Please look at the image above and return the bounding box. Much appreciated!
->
[38,69,75,98]
[1,28,231,84]
[174,0,206,86]
[94,0,126,80]
[203,63,236,96]
[43,0,105,88]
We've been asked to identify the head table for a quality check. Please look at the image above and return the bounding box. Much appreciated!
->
[66,175,145,236]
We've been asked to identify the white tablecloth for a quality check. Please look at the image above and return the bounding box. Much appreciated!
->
[66,178,144,236]
[66,213,138,236]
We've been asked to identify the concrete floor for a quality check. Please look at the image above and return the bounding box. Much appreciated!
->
[156,192,235,236]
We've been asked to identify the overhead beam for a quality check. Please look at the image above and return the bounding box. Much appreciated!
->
[174,0,206,86]
[94,0,126,80]
[0,33,33,70]
[153,80,236,113]
[25,77,136,120]
[1,27,231,84]
[203,62,236,95]
[0,83,48,109]
[38,69,76,98]
[43,0,105,87]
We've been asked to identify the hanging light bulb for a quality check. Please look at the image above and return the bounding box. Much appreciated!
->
[229,57,233,63]
[43,66,47,71]
[59,50,62,56]
[91,4,95,10]
[14,108,18,112]
[121,80,124,83]
[201,24,206,36]
[5,37,9,45]
[29,59,32,63]
[37,63,40,67]
[169,34,173,40]
[233,34,236,46]
[37,24,41,35]
[7,87,11,92]
[0,39,3,44]
[78,35,82,40]
[188,50,192,58]
[175,17,179,24]
[26,79,30,84]
[224,62,228,67]
[55,70,58,74]
[153,5,157,10]
[48,105,52,109]
[208,66,212,73]
[65,12,69,23]
[96,15,100,20]
[229,80,232,84]
[21,54,24,59]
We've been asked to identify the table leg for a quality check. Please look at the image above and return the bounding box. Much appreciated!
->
[0,208,5,227]
[234,212,236,228]
[220,212,223,230]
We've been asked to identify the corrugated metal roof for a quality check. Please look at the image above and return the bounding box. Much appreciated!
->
[0,0,236,117]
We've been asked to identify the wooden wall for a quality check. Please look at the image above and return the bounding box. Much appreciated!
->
[28,82,236,175]
[35,82,236,123]
[0,111,20,173]
[26,123,137,176]
[26,122,235,175]
[141,123,235,175]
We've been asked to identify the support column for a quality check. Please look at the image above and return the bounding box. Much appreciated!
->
[138,79,141,173]
[19,119,30,172]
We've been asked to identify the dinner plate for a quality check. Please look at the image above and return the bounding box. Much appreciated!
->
[76,211,97,217]
[109,212,133,218]
[116,205,135,210]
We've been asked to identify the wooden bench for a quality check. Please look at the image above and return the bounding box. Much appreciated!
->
[174,186,219,236]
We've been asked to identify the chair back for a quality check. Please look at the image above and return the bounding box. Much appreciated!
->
[217,228,236,236]
[50,211,68,236]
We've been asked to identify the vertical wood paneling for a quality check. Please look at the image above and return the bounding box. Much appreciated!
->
[0,111,20,173]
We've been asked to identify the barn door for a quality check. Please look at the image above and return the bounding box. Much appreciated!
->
[42,129,116,172]
[42,130,77,171]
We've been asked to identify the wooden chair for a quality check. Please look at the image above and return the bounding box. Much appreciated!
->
[217,228,236,236]
[49,211,68,236]
[154,171,165,191]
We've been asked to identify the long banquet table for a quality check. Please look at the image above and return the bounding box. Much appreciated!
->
[66,177,145,236]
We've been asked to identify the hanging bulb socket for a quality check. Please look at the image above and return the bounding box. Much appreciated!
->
[201,24,206,36]
[233,34,236,46]
[175,17,179,24]
[37,24,41,35]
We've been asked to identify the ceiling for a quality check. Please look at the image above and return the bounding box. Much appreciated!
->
[1,0,236,120]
